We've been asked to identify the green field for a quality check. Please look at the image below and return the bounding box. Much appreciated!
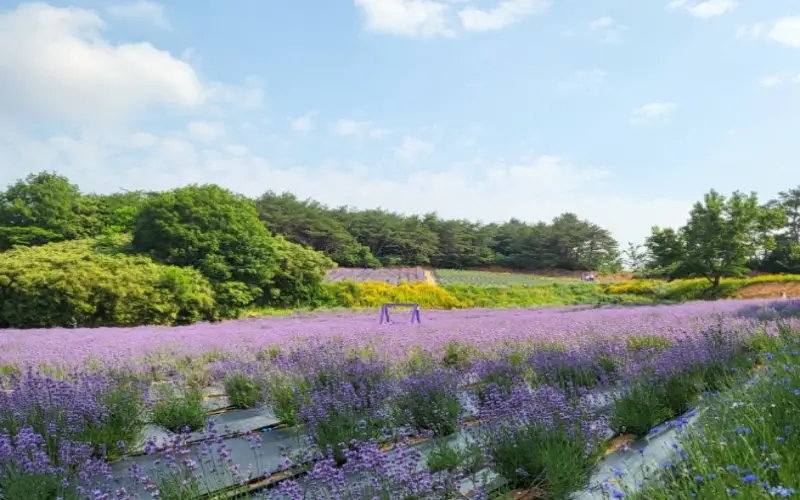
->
[434,269,581,286]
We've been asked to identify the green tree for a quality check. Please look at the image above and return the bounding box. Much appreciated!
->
[255,191,379,268]
[423,214,494,269]
[644,226,687,277]
[681,190,776,289]
[87,190,153,235]
[0,172,99,250]
[132,184,333,312]
[622,243,647,273]
[332,208,439,266]
[762,187,800,273]
[0,239,215,328]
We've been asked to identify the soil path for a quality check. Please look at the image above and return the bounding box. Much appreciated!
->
[738,282,800,299]
[423,269,438,285]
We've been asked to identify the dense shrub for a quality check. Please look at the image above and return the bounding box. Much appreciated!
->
[0,240,215,328]
[131,184,333,311]
[320,281,464,309]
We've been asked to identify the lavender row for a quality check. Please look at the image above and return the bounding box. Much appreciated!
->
[323,266,428,284]
[2,299,797,370]
[0,312,777,499]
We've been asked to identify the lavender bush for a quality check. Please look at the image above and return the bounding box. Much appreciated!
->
[0,300,797,499]
[324,267,427,285]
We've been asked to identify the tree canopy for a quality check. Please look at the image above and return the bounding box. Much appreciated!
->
[642,189,792,289]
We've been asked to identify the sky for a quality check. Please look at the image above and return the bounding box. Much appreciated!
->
[0,0,799,247]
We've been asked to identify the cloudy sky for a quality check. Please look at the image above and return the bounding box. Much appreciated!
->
[0,0,798,246]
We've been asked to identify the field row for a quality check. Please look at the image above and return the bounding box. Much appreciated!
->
[1,299,798,499]
[323,267,587,286]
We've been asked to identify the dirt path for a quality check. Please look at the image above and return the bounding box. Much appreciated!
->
[423,269,438,285]
[738,282,800,299]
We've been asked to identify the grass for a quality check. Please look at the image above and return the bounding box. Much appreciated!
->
[223,373,263,409]
[434,269,580,287]
[624,328,800,499]
[150,383,208,433]
[237,274,800,319]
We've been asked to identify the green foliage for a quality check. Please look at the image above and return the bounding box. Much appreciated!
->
[0,470,81,500]
[223,373,262,409]
[441,341,476,368]
[630,330,800,500]
[0,172,100,251]
[132,184,333,310]
[682,190,775,288]
[269,235,335,307]
[151,384,208,433]
[610,380,681,438]
[434,269,579,286]
[0,240,216,328]
[643,226,686,277]
[132,184,278,285]
[311,401,389,465]
[263,375,308,426]
[87,191,152,235]
[256,191,380,268]
[485,421,599,498]
[391,378,462,437]
[425,438,486,475]
[626,336,674,353]
[644,189,787,287]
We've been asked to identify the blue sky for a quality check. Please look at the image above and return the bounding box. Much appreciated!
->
[0,0,799,246]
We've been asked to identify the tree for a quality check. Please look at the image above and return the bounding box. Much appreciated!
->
[761,187,800,273]
[423,214,494,269]
[622,243,647,272]
[681,190,776,289]
[255,191,379,268]
[132,184,333,311]
[332,208,439,266]
[0,171,99,250]
[644,226,686,277]
[87,190,153,235]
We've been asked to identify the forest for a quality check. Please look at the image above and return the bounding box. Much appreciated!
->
[0,171,799,328]
[0,171,622,272]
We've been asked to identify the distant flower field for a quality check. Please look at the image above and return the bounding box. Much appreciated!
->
[324,267,427,285]
[434,269,580,286]
[1,299,795,370]
[1,299,799,499]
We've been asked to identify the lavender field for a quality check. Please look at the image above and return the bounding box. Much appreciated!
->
[1,299,799,499]
[0,299,791,369]
[323,266,428,284]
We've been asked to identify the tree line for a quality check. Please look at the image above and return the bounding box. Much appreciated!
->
[627,188,800,289]
[0,171,622,273]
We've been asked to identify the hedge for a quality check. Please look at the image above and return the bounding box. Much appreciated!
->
[0,240,216,328]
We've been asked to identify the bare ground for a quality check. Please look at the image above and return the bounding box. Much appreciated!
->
[738,282,800,299]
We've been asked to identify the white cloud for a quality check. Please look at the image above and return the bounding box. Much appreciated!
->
[107,1,170,29]
[458,0,550,32]
[759,76,782,87]
[562,69,606,88]
[768,17,800,49]
[793,74,800,84]
[290,111,317,134]
[668,0,737,19]
[395,136,434,161]
[187,121,225,142]
[332,119,390,140]
[353,0,453,37]
[632,102,676,123]
[0,3,261,128]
